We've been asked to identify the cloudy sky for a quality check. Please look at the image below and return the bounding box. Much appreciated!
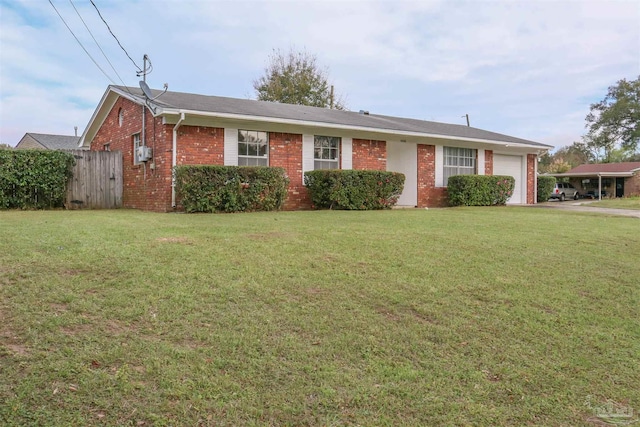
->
[0,0,638,149]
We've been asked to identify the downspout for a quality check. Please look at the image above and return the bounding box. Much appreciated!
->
[172,112,185,208]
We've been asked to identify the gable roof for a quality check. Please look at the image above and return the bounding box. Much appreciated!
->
[21,133,81,150]
[81,85,553,150]
[567,162,640,174]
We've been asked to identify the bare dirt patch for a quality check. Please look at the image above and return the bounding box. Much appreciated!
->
[155,237,193,244]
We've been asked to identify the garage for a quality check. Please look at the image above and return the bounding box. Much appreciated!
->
[493,154,524,204]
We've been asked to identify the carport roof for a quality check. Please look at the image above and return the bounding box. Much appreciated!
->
[547,162,640,177]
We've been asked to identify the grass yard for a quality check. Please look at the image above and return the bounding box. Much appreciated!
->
[1,208,638,426]
[588,196,640,210]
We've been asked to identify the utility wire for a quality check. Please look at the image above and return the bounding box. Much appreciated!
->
[68,0,131,91]
[48,0,116,84]
[89,0,142,72]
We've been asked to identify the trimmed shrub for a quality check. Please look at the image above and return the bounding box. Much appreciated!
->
[304,169,405,210]
[0,150,75,209]
[174,165,289,213]
[448,175,516,206]
[537,175,556,202]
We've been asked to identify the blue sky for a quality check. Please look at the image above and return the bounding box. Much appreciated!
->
[1,0,638,149]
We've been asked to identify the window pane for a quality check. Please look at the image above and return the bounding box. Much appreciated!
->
[238,157,247,166]
[248,143,257,156]
[258,142,268,157]
[238,142,247,156]
[258,157,268,166]
[238,130,247,142]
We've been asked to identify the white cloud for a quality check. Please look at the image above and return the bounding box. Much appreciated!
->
[1,0,638,148]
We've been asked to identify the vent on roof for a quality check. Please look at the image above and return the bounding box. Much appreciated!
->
[359,110,369,115]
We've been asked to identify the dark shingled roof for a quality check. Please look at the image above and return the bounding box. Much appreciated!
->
[113,86,551,148]
[567,162,640,174]
[28,133,81,150]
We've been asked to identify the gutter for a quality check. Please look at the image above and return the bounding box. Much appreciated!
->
[172,112,185,208]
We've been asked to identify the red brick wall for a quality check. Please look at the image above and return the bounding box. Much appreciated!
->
[268,132,312,210]
[352,139,386,170]
[624,174,640,196]
[485,150,493,175]
[416,144,448,207]
[90,97,174,212]
[527,154,536,204]
[177,126,224,165]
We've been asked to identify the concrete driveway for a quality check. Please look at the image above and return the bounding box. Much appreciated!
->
[532,201,640,218]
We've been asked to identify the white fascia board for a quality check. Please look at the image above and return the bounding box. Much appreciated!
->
[548,172,635,177]
[156,108,551,150]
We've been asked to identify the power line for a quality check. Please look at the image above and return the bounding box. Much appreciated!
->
[68,0,129,89]
[48,0,116,84]
[89,0,142,72]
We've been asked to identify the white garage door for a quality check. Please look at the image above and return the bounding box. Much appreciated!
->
[493,154,523,204]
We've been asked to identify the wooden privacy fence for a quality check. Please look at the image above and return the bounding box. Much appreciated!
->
[65,150,122,209]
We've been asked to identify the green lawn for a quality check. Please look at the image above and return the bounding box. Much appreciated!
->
[1,208,638,426]
[588,196,640,210]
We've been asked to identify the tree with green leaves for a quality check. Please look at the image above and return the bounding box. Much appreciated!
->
[584,76,639,159]
[253,48,346,110]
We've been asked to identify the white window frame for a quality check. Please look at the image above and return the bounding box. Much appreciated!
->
[314,135,340,170]
[133,133,141,165]
[443,146,476,185]
[238,129,269,166]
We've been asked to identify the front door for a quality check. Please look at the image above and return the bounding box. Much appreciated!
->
[616,178,624,197]
[386,142,417,206]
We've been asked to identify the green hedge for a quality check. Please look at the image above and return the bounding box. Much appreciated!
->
[447,175,516,206]
[174,165,289,213]
[0,150,75,209]
[304,169,405,210]
[537,176,556,202]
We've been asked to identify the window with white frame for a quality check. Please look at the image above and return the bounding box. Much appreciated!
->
[132,133,141,165]
[238,130,268,166]
[443,147,476,185]
[314,135,340,169]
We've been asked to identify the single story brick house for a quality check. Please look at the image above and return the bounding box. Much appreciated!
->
[550,162,640,198]
[79,85,552,211]
[16,133,82,150]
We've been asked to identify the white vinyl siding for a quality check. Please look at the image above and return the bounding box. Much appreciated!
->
[341,137,352,170]
[224,128,238,166]
[435,145,444,187]
[477,149,485,175]
[302,134,314,184]
[443,147,476,185]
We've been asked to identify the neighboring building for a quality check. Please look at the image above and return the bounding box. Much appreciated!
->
[79,85,552,212]
[551,162,640,198]
[15,133,82,150]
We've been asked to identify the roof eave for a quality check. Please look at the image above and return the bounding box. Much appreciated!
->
[157,107,552,150]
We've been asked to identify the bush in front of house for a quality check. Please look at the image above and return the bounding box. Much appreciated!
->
[304,169,405,210]
[447,175,516,206]
[0,150,75,209]
[537,176,556,202]
[174,165,289,213]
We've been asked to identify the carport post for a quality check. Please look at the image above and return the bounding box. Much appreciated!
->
[598,174,602,201]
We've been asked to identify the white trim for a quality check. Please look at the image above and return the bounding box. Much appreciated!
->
[342,137,352,170]
[302,134,314,183]
[477,149,485,175]
[224,128,238,166]
[157,107,549,150]
[435,145,444,187]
